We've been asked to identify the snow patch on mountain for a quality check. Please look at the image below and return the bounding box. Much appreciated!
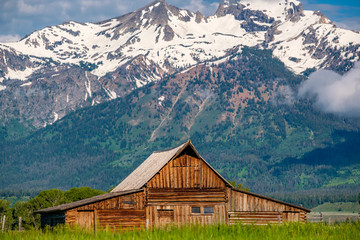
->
[103,86,117,99]
[20,82,32,87]
[158,95,165,106]
[271,9,360,73]
[5,66,39,81]
[2,0,359,81]
[239,0,301,21]
[1,1,265,80]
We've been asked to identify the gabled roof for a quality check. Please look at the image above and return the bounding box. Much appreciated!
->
[111,140,232,192]
[36,189,143,213]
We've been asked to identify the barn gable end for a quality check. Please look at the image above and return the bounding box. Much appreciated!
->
[147,145,227,189]
[112,140,231,192]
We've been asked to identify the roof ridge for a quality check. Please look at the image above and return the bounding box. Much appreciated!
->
[153,140,190,153]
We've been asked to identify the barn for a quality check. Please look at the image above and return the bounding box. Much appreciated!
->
[37,140,310,230]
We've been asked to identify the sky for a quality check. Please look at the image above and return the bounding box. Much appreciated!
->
[0,0,359,43]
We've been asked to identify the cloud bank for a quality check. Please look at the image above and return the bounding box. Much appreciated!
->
[0,34,21,43]
[299,62,360,118]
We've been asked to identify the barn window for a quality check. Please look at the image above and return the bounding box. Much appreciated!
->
[191,207,201,214]
[204,207,214,214]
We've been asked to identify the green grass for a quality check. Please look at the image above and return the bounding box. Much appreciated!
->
[1,222,359,240]
[312,202,360,213]
[324,165,360,188]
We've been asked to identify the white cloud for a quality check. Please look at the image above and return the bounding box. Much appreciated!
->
[18,0,45,14]
[334,18,360,31]
[79,0,104,13]
[0,34,21,43]
[181,0,219,16]
[299,63,360,118]
[271,85,295,106]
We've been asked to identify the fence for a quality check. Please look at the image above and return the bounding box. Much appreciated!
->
[307,212,360,223]
[307,212,323,223]
[1,215,23,232]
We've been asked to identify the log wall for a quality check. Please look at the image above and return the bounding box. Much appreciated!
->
[146,204,227,227]
[65,191,145,230]
[227,189,307,223]
[228,211,281,225]
[146,188,227,227]
[147,188,226,204]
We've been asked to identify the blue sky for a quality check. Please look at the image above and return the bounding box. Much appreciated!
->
[0,0,359,43]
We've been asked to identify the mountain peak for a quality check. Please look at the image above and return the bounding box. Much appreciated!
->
[0,0,360,133]
[221,0,301,5]
[217,0,303,22]
[149,0,167,6]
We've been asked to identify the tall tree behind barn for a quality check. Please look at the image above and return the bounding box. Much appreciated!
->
[37,141,310,230]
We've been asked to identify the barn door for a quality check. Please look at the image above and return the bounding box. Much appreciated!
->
[76,210,95,230]
[157,209,174,227]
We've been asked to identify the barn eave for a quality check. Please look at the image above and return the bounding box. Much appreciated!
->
[35,189,144,213]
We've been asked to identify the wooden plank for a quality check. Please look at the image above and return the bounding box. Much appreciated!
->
[96,209,146,230]
[76,210,94,230]
[147,154,226,189]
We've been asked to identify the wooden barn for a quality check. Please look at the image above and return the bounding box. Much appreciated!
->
[37,140,310,230]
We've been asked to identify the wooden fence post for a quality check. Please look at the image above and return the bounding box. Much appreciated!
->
[19,217,22,232]
[320,212,323,223]
[1,215,5,233]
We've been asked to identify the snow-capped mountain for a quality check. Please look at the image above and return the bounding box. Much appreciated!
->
[0,0,359,127]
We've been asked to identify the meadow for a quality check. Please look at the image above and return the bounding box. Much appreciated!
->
[1,222,359,240]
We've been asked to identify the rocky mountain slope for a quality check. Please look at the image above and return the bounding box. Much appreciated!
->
[1,48,359,193]
[0,0,360,193]
[0,0,359,127]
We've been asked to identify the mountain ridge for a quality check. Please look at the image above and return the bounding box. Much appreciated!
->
[0,0,360,127]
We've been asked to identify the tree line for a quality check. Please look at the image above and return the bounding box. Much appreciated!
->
[268,186,360,209]
[0,187,105,231]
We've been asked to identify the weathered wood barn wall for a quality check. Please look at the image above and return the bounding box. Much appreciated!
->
[39,190,145,230]
[38,141,310,230]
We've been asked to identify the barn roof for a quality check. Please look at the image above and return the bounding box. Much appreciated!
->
[35,189,143,213]
[111,140,232,192]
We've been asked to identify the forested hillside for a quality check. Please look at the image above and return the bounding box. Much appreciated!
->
[0,48,359,194]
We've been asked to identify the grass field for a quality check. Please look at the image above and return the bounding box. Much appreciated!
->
[1,222,359,240]
[312,202,360,213]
